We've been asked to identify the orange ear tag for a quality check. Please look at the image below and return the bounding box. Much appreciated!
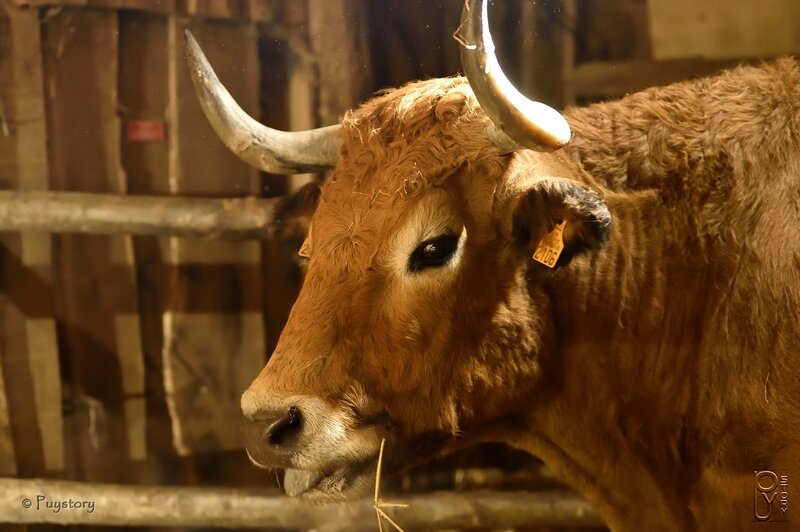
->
[532,220,566,268]
[298,222,313,258]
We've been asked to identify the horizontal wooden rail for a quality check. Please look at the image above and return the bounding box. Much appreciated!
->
[0,478,603,529]
[0,191,280,239]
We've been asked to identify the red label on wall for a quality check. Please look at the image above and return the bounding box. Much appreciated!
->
[127,120,166,142]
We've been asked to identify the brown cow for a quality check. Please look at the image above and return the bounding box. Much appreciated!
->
[185,1,800,530]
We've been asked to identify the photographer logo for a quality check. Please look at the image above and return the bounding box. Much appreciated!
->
[754,470,788,522]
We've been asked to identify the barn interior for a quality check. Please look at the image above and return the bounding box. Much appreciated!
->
[0,0,799,530]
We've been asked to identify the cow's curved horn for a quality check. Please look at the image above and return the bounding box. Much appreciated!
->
[184,30,341,174]
[457,0,571,152]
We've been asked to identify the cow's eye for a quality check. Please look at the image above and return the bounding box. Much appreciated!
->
[409,234,460,272]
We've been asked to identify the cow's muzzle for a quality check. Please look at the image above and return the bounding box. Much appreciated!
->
[241,390,383,498]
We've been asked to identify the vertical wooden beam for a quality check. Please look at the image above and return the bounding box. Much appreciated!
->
[517,0,567,109]
[9,16,58,455]
[0,351,14,476]
[41,6,143,481]
[307,0,370,126]
[0,1,64,478]
[117,8,180,483]
[792,1,800,52]
[560,0,577,107]
[441,0,463,75]
[0,4,21,480]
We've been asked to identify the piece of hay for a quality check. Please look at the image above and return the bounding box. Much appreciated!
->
[373,439,408,532]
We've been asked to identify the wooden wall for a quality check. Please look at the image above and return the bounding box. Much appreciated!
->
[0,0,370,490]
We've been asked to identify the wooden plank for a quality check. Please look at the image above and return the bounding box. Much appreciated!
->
[365,0,459,90]
[0,478,604,529]
[567,58,760,101]
[574,0,651,63]
[117,11,175,476]
[0,342,16,477]
[162,17,266,455]
[515,0,566,109]
[307,0,370,126]
[0,190,281,238]
[0,4,19,479]
[8,0,281,22]
[244,0,279,23]
[41,6,143,480]
[0,1,64,478]
[9,0,66,476]
[560,0,577,106]
[178,0,242,20]
[8,0,176,14]
[649,0,800,60]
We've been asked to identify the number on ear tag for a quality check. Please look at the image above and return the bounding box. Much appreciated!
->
[532,221,566,268]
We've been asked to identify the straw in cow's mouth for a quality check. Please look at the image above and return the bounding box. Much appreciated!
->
[373,439,408,532]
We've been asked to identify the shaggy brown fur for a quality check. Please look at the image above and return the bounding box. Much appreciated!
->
[245,59,800,530]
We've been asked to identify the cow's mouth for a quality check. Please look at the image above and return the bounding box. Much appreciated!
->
[284,460,376,499]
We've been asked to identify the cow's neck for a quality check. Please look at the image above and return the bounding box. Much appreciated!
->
[519,184,713,529]
[500,63,800,530]
[517,173,789,529]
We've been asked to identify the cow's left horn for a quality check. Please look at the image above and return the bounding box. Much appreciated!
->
[457,0,571,152]
[184,30,341,174]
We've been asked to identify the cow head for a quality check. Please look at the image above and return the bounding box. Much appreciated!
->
[186,0,611,499]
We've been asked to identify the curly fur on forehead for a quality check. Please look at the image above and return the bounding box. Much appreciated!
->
[334,77,508,194]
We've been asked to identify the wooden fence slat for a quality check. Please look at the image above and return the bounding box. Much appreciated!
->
[8,0,281,22]
[0,191,280,238]
[649,0,800,60]
[117,11,178,484]
[0,346,16,476]
[308,0,371,126]
[0,4,20,480]
[0,478,604,529]
[0,1,64,478]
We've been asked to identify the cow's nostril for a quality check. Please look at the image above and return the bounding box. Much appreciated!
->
[264,406,302,447]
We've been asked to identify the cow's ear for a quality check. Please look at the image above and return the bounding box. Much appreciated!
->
[511,177,611,268]
[274,182,321,258]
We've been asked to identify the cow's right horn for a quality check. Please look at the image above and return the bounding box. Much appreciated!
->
[184,30,341,174]
[457,0,571,152]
